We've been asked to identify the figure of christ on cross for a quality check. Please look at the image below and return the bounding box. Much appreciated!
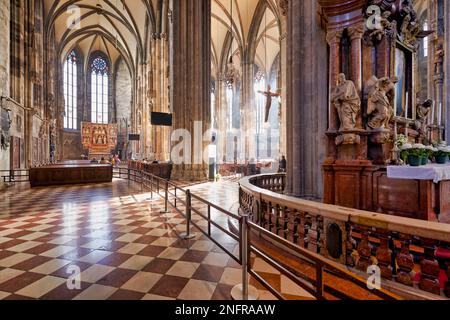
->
[258,85,281,123]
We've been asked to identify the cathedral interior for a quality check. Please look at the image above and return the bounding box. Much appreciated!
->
[1,0,450,302]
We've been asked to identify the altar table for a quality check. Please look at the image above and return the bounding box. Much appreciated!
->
[386,164,450,223]
[30,164,113,187]
[387,164,450,184]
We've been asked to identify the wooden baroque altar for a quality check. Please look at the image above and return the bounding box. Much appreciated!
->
[320,1,449,222]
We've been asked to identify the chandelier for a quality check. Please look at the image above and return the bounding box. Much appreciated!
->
[221,56,240,89]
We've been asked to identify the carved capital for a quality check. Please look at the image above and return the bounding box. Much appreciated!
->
[277,0,288,16]
[326,29,343,45]
[348,24,365,41]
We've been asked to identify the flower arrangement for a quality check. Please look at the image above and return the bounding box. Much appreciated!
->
[434,145,450,164]
[400,143,429,166]
[394,134,408,149]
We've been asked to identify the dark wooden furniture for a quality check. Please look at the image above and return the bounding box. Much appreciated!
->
[128,161,172,180]
[29,164,113,187]
[323,162,450,223]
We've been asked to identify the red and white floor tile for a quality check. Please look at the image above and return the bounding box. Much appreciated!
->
[0,180,313,300]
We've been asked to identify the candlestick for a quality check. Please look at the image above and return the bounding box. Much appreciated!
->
[431,100,435,125]
[438,102,442,126]
[394,121,398,140]
[405,92,409,118]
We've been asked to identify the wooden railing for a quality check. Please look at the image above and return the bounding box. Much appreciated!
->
[240,173,450,299]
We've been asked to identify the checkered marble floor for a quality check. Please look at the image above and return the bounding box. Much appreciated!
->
[0,180,314,300]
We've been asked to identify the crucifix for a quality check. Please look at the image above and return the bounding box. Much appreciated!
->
[258,85,281,123]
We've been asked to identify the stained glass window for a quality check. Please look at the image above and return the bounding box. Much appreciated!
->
[64,50,77,130]
[423,21,429,58]
[91,55,109,124]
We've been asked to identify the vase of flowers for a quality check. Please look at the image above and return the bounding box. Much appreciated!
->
[401,143,428,166]
[434,147,450,164]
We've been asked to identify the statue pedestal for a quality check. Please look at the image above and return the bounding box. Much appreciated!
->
[326,130,369,161]
[368,128,391,165]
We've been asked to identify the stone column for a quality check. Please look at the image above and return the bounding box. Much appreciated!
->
[348,24,364,132]
[279,13,288,157]
[285,0,328,198]
[170,0,211,180]
[326,29,343,133]
[445,0,450,142]
[240,62,255,161]
[348,24,364,93]
[150,34,170,161]
[0,0,11,184]
[216,80,228,163]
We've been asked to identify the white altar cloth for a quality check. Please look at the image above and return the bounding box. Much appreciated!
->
[387,164,450,184]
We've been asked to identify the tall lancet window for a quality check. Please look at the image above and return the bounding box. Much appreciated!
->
[64,51,78,130]
[91,56,109,124]
[423,21,429,57]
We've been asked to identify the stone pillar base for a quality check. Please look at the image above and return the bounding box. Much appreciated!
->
[171,164,208,182]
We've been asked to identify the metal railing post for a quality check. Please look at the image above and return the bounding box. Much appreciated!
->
[161,180,170,213]
[207,206,211,237]
[231,214,259,301]
[150,175,154,199]
[180,189,196,240]
[242,214,249,300]
[127,169,130,186]
[174,187,177,208]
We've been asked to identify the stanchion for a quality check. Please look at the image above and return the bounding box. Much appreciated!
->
[160,180,171,213]
[180,190,196,240]
[150,175,154,199]
[207,206,211,237]
[231,213,259,300]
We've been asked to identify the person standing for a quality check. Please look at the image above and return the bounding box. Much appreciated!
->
[279,156,287,173]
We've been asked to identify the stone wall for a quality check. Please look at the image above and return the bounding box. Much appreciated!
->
[115,59,132,122]
[0,0,10,187]
[115,58,132,159]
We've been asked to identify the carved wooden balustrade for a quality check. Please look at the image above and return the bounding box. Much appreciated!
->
[239,174,450,298]
[249,174,286,193]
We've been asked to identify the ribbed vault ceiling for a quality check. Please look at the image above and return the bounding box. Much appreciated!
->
[44,0,159,73]
[211,0,282,78]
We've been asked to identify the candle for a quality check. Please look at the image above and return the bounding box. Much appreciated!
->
[394,121,398,140]
[438,102,442,126]
[431,101,435,125]
[405,92,409,118]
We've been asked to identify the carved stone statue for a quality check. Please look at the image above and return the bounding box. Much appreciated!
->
[366,76,397,130]
[47,93,55,118]
[435,44,444,76]
[49,119,57,162]
[364,0,397,44]
[369,11,394,42]
[416,99,433,122]
[330,74,361,132]
[414,99,433,138]
[400,13,420,47]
